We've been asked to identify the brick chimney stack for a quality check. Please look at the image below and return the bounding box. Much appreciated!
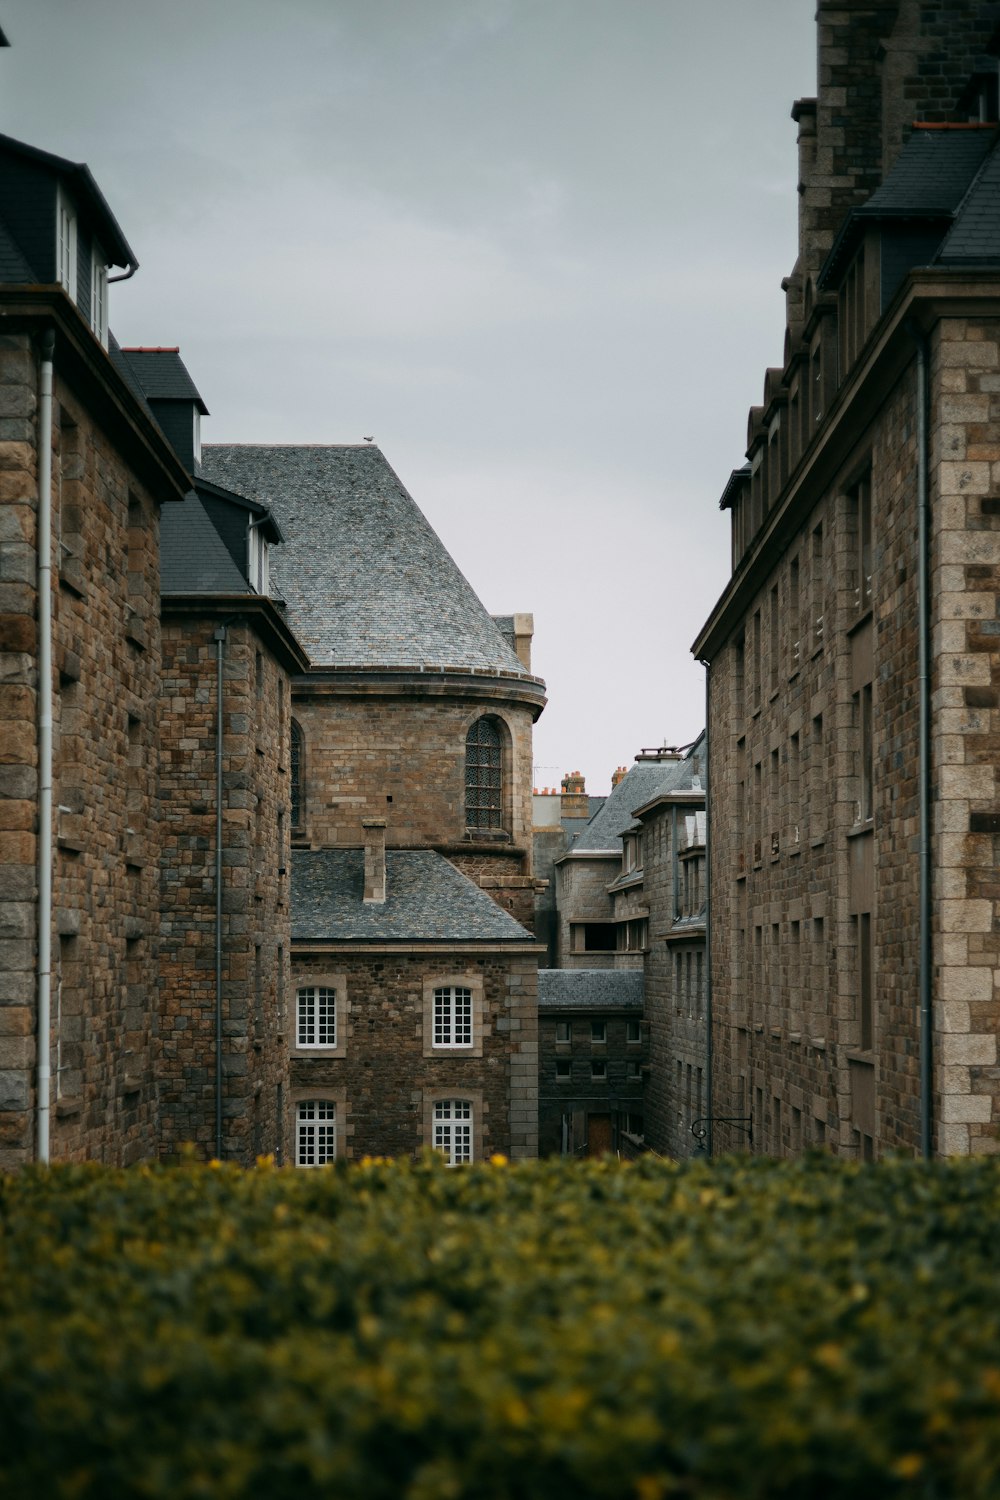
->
[560,770,588,818]
[362,819,387,904]
[611,765,629,789]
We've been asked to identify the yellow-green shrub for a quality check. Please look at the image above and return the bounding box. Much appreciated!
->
[1,1153,1000,1499]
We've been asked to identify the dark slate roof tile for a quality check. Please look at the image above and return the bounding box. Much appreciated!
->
[570,751,702,853]
[160,491,251,595]
[937,138,1000,264]
[118,347,208,411]
[0,219,32,281]
[199,445,533,675]
[863,128,997,216]
[292,848,533,943]
[538,968,643,1010]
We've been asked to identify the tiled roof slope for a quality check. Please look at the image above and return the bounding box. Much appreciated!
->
[0,219,32,281]
[570,755,700,853]
[862,128,997,217]
[292,848,534,943]
[199,445,531,675]
[538,968,643,1010]
[160,491,251,595]
[118,348,208,411]
[937,138,1000,263]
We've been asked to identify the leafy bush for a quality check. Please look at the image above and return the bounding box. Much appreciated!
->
[1,1152,1000,1498]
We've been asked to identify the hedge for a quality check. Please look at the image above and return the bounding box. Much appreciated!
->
[1,1152,1000,1499]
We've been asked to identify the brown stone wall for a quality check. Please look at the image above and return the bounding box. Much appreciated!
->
[159,615,292,1163]
[929,314,1000,1154]
[554,856,618,967]
[0,332,168,1166]
[289,949,538,1161]
[291,688,536,865]
[537,1008,646,1157]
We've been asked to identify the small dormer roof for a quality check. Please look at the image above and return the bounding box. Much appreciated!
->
[118,347,209,413]
[0,130,137,272]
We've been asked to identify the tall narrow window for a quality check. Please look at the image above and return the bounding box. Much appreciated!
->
[290,719,304,833]
[56,186,77,300]
[297,985,336,1048]
[858,683,873,824]
[296,1100,336,1167]
[465,717,503,830]
[859,913,874,1050]
[811,523,825,651]
[789,555,800,671]
[434,1099,473,1165]
[854,474,873,612]
[433,985,473,1048]
[769,584,779,695]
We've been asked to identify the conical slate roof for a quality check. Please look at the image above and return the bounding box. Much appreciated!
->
[198,444,531,676]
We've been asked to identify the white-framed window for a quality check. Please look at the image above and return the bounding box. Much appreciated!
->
[56,186,77,301]
[89,244,108,348]
[591,1021,606,1045]
[296,1099,336,1167]
[434,985,472,1048]
[626,1020,642,1044]
[555,1020,571,1044]
[433,1098,473,1165]
[556,1059,572,1082]
[296,985,336,1048]
[249,524,270,595]
[591,1060,607,1081]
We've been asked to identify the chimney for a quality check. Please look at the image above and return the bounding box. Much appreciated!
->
[560,769,588,818]
[611,765,629,789]
[512,613,534,672]
[362,819,386,904]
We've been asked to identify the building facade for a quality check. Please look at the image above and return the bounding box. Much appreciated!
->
[199,444,547,1163]
[694,0,1000,1159]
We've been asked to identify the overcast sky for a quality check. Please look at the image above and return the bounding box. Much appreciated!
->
[2,1,815,794]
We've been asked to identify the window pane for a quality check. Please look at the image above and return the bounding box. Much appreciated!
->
[465,718,502,829]
[296,1099,336,1167]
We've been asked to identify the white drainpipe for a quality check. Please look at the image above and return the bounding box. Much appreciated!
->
[36,329,55,1163]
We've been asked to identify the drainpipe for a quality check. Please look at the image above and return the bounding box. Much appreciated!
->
[214,623,226,1159]
[702,666,712,1158]
[36,330,55,1164]
[912,325,933,1161]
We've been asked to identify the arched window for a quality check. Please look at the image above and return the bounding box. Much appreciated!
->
[296,1099,336,1167]
[465,716,503,831]
[290,719,304,832]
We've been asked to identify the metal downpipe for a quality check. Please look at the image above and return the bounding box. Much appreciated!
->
[214,624,226,1160]
[703,667,712,1158]
[36,330,55,1163]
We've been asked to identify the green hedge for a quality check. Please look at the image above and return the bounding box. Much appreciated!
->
[2,1152,1000,1498]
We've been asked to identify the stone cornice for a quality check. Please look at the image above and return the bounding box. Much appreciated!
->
[0,288,191,502]
[160,593,311,674]
[692,269,1000,663]
[292,665,547,718]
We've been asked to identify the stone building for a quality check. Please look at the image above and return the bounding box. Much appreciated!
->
[199,444,546,1163]
[117,347,309,1164]
[0,133,190,1166]
[532,770,606,966]
[537,968,646,1158]
[631,749,708,1160]
[693,0,1000,1159]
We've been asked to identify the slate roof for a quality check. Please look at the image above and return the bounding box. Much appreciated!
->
[0,131,137,270]
[569,754,702,854]
[198,445,533,676]
[820,127,1000,288]
[0,219,32,282]
[538,968,644,1011]
[292,848,535,943]
[937,138,1000,264]
[160,490,252,594]
[118,348,209,412]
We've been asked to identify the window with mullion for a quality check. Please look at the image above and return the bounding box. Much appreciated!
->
[433,1099,473,1164]
[297,985,336,1048]
[465,717,502,830]
[434,985,472,1048]
[296,1100,336,1166]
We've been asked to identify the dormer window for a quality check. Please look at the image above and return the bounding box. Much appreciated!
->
[56,186,77,301]
[89,248,108,349]
[249,524,270,595]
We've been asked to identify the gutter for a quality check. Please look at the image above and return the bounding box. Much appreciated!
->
[35,329,55,1162]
